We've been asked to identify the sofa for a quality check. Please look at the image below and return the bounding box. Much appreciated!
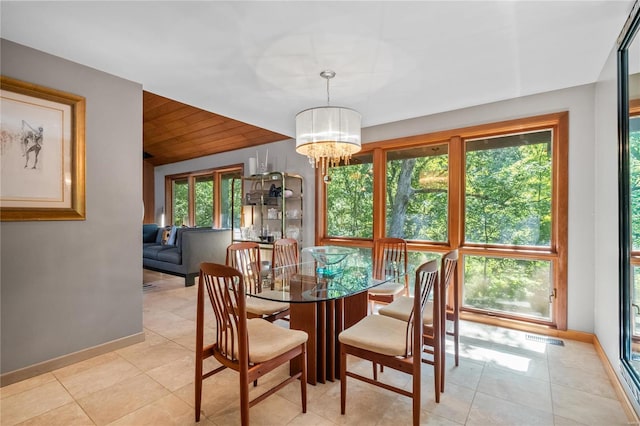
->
[143,224,231,286]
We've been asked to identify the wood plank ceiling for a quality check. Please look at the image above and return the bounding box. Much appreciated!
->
[143,91,289,166]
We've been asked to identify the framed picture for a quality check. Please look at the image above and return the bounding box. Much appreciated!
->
[0,76,85,221]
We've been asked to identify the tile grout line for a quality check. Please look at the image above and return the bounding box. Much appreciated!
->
[54,374,98,426]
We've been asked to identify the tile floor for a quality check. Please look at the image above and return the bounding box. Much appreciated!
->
[0,270,633,425]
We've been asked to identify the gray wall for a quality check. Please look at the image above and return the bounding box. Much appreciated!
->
[0,40,143,374]
[594,44,618,370]
[155,84,597,333]
[594,45,638,410]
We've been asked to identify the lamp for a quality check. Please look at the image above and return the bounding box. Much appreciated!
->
[295,70,361,176]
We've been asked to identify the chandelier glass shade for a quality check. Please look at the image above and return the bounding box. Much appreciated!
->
[295,71,361,175]
[295,106,361,172]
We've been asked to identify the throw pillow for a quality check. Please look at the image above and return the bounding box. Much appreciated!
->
[167,225,179,246]
[161,227,171,245]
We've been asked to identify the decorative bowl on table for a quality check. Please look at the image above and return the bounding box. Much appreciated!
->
[303,246,355,278]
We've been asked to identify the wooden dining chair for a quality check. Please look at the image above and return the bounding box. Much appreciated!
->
[379,249,459,393]
[271,238,299,279]
[339,259,440,425]
[368,237,409,312]
[226,242,289,322]
[195,262,308,425]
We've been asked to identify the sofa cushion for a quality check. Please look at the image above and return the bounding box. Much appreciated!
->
[175,227,211,253]
[143,224,159,244]
[156,247,182,264]
[143,244,176,260]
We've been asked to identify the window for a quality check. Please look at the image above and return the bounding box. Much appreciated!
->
[172,178,188,226]
[165,165,242,228]
[465,131,552,247]
[326,153,373,238]
[464,255,553,321]
[319,113,568,329]
[631,115,640,250]
[629,110,640,339]
[463,130,555,321]
[220,170,239,229]
[194,176,214,227]
[633,266,640,339]
[386,144,448,242]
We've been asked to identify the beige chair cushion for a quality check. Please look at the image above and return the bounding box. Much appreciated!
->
[368,281,405,296]
[246,293,289,316]
[378,296,433,325]
[338,314,408,357]
[246,318,308,363]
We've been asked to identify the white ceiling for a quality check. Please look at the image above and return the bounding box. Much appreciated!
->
[1,1,634,137]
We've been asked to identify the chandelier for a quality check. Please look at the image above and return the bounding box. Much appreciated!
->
[295,70,361,176]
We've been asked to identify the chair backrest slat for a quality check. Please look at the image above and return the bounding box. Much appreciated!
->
[372,237,408,286]
[199,263,247,364]
[405,259,438,356]
[227,242,262,294]
[272,238,299,280]
[441,250,459,311]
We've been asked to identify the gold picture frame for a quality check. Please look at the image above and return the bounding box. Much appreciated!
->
[0,76,85,221]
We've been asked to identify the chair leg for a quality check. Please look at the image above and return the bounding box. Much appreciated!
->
[434,324,442,403]
[195,360,202,422]
[195,273,204,422]
[413,362,421,426]
[340,346,347,415]
[442,315,459,393]
[440,321,446,394]
[301,343,308,413]
[454,316,460,366]
[240,379,250,426]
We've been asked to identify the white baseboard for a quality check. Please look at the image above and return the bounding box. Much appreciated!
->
[0,332,145,387]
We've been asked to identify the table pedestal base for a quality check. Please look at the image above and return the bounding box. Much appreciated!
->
[290,291,368,384]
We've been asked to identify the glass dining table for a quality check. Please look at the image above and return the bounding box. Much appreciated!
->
[250,250,396,385]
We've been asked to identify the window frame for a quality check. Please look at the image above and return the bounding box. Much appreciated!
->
[317,112,568,330]
[165,164,243,228]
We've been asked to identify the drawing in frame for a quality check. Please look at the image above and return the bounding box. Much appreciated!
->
[0,76,85,221]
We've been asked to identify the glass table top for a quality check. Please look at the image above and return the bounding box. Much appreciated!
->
[249,258,395,303]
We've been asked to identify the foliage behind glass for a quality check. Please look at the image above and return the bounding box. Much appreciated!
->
[326,155,373,238]
[465,131,552,246]
[386,144,448,241]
